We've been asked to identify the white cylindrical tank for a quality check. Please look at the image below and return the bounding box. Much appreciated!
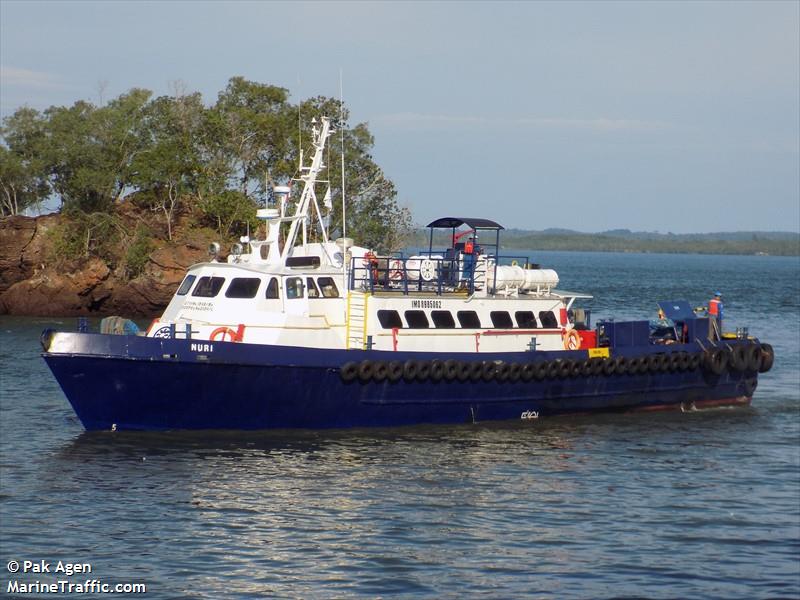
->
[488,266,559,291]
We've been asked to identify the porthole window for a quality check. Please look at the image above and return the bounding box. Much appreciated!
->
[515,311,538,329]
[286,277,304,299]
[405,310,429,329]
[378,310,403,329]
[431,310,456,329]
[490,311,514,329]
[176,275,196,296]
[225,277,261,299]
[539,311,558,328]
[192,276,225,298]
[317,277,340,298]
[457,311,481,328]
[265,277,280,299]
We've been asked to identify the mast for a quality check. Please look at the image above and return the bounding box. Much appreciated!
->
[280,117,333,260]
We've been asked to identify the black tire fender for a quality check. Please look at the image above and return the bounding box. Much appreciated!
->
[340,361,359,382]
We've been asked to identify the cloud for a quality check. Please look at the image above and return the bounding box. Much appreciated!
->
[0,65,67,90]
[371,112,672,133]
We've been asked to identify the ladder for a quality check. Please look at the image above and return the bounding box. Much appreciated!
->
[346,291,369,350]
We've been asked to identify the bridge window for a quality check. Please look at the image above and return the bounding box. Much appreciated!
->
[539,311,558,328]
[378,310,403,329]
[225,277,261,299]
[457,311,481,328]
[515,311,538,328]
[192,276,225,298]
[176,275,196,296]
[317,277,340,298]
[286,277,304,299]
[405,310,429,329]
[306,278,320,298]
[431,310,456,328]
[490,311,514,329]
[265,277,280,299]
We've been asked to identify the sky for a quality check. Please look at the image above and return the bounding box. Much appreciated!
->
[1,0,798,233]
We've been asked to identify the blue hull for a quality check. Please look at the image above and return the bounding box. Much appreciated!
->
[42,333,758,431]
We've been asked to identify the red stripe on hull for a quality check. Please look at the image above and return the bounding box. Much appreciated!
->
[630,396,752,413]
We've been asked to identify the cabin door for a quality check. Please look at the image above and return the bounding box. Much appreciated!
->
[283,276,310,316]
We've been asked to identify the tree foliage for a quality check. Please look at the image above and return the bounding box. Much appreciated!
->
[0,77,411,254]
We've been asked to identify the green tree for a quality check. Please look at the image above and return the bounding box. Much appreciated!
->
[131,92,204,239]
[0,107,50,215]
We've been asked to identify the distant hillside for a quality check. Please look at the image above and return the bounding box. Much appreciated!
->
[408,228,800,256]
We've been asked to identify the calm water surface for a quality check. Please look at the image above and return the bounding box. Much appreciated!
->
[1,252,798,599]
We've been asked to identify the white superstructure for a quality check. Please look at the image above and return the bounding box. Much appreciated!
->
[148,116,593,354]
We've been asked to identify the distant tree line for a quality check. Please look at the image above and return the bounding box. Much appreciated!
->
[0,77,412,266]
[408,229,799,256]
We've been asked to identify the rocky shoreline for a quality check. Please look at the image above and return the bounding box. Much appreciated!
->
[0,215,209,318]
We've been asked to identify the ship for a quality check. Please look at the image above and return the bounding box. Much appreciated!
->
[41,116,775,431]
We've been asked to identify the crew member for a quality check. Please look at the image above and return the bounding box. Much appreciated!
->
[708,291,724,327]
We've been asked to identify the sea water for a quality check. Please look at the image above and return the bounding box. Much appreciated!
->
[1,251,798,599]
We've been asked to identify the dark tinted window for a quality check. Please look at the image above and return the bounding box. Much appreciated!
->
[515,311,538,328]
[318,277,340,298]
[378,310,403,329]
[539,310,558,328]
[225,277,261,298]
[405,310,429,329]
[431,310,456,328]
[177,275,196,296]
[490,311,514,328]
[306,277,320,298]
[457,311,482,328]
[265,278,279,299]
[192,276,225,298]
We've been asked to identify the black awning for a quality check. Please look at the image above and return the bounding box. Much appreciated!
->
[425,217,504,230]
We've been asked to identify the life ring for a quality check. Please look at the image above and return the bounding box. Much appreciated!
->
[210,327,238,342]
[340,361,359,382]
[563,329,582,351]
[388,259,405,281]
